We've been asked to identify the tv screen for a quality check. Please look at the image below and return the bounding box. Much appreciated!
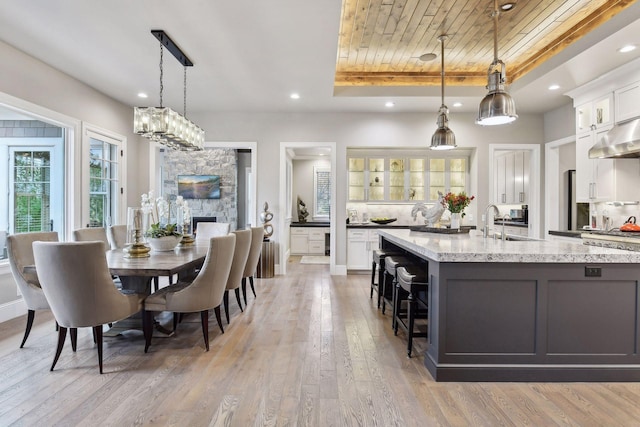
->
[177,175,221,199]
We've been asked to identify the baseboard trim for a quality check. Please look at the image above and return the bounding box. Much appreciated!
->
[0,299,26,323]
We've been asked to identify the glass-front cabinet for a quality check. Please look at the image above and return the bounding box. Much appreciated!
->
[347,150,470,202]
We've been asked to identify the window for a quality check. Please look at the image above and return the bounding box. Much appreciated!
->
[82,127,125,228]
[314,167,330,219]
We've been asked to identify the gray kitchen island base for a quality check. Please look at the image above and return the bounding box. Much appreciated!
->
[379,229,640,382]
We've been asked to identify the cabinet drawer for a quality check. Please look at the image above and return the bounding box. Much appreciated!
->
[308,241,324,254]
[291,228,307,235]
[308,229,326,241]
[348,229,368,241]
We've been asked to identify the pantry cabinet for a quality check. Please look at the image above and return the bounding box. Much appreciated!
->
[494,151,530,204]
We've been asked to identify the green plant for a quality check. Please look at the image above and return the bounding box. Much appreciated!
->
[141,191,181,238]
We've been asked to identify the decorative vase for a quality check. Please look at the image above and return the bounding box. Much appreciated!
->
[147,235,182,251]
[450,212,461,230]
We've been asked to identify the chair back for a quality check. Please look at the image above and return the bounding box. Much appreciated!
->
[33,241,142,328]
[107,224,128,249]
[7,231,58,310]
[163,234,236,313]
[73,227,110,252]
[226,229,251,291]
[243,227,264,278]
[195,222,230,241]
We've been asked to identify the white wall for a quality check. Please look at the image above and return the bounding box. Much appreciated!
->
[544,103,575,142]
[292,158,331,221]
[190,111,545,267]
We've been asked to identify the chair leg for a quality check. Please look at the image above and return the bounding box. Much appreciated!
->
[371,261,376,298]
[94,325,104,373]
[214,306,224,334]
[241,277,248,306]
[92,327,97,344]
[249,276,256,298]
[223,290,230,324]
[200,310,209,352]
[70,328,78,351]
[235,288,243,312]
[142,309,154,353]
[20,309,35,348]
[173,313,179,333]
[51,327,67,372]
[407,292,416,358]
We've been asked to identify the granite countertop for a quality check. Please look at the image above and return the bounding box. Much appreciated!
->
[290,222,330,227]
[378,228,640,263]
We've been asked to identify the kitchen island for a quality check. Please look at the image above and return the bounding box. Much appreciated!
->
[379,228,640,382]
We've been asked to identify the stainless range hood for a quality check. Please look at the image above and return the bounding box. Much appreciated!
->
[589,119,640,159]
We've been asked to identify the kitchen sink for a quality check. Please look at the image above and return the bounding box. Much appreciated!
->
[493,232,543,242]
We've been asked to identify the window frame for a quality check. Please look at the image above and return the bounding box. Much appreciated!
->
[313,166,331,220]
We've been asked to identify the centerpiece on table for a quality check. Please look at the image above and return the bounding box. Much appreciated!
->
[441,191,475,229]
[141,191,182,251]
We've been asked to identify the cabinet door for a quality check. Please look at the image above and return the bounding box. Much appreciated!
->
[495,155,507,204]
[348,158,366,201]
[505,152,516,203]
[615,82,640,123]
[575,132,595,202]
[368,158,385,201]
[593,128,614,201]
[389,158,405,201]
[408,158,425,201]
[291,234,309,254]
[514,151,529,203]
[347,229,370,269]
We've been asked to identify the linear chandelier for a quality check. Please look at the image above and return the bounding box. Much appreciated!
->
[134,30,204,151]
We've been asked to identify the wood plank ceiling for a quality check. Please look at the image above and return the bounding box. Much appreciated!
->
[335,0,637,88]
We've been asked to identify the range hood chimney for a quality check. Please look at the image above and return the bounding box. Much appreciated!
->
[589,119,640,159]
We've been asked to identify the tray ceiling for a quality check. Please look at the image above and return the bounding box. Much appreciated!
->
[335,0,636,88]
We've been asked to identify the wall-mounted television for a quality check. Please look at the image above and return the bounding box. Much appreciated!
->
[177,175,221,199]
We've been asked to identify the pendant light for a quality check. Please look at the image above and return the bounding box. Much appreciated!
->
[430,35,456,150]
[476,0,518,126]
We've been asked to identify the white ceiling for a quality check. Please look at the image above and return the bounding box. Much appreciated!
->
[0,0,639,118]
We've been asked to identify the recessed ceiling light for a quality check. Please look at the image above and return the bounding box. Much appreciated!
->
[618,45,636,53]
[385,101,395,108]
[137,92,148,98]
[500,2,515,11]
[290,93,300,99]
[452,102,463,108]
[548,84,560,91]
[419,53,437,62]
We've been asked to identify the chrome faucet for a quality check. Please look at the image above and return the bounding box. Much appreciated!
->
[483,204,500,238]
[501,214,511,241]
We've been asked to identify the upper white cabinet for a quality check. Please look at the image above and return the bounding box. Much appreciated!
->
[348,151,469,203]
[576,94,613,134]
[615,81,640,123]
[494,150,530,204]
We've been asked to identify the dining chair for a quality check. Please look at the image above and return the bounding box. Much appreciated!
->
[107,224,128,250]
[7,231,59,348]
[143,234,236,352]
[32,241,146,373]
[223,229,251,324]
[72,227,110,252]
[241,227,264,305]
[195,222,230,241]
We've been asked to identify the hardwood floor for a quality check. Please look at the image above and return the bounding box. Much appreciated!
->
[2,259,640,426]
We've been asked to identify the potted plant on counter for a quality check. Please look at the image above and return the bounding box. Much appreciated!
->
[442,191,475,229]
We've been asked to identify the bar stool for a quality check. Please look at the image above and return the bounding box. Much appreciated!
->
[381,255,411,323]
[395,265,429,357]
[371,249,400,308]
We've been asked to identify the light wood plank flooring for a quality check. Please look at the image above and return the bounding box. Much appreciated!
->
[2,259,640,426]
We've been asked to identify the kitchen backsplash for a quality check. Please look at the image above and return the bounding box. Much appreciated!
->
[347,202,463,226]
[593,202,640,230]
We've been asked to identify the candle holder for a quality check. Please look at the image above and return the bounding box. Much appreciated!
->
[124,207,150,258]
[177,205,194,246]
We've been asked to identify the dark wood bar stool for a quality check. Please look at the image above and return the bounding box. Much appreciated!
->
[371,249,400,308]
[394,265,429,357]
[381,255,411,321]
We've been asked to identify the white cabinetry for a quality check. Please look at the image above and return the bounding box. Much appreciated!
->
[347,229,379,270]
[290,227,329,255]
[615,81,640,123]
[494,151,530,204]
[576,94,613,133]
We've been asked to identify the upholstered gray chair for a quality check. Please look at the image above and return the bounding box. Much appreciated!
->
[7,231,59,348]
[195,222,230,241]
[33,241,145,374]
[143,234,236,352]
[107,224,128,250]
[223,229,251,324]
[241,227,264,305]
[72,227,110,252]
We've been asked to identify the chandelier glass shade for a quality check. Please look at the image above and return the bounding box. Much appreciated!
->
[134,30,204,151]
[476,0,518,126]
[430,35,456,150]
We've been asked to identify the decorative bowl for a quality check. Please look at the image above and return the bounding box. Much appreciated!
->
[370,217,397,225]
[147,235,182,251]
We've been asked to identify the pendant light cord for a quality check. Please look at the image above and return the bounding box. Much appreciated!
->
[492,0,499,63]
[440,35,445,107]
[184,66,187,118]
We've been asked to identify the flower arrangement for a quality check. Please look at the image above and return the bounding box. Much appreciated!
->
[441,191,475,217]
[141,191,182,238]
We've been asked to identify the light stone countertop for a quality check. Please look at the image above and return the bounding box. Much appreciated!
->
[378,229,640,263]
